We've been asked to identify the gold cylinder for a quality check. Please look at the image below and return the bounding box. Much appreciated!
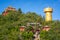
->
[44,7,53,21]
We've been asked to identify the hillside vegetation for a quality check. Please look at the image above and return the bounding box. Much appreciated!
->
[0,8,60,40]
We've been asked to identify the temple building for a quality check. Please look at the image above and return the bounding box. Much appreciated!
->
[42,25,50,31]
[44,7,53,22]
[20,26,25,32]
[2,6,16,16]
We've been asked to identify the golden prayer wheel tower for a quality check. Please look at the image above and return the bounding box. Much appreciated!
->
[44,7,53,22]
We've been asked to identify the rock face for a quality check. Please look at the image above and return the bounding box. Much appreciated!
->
[2,6,16,16]
[34,31,40,40]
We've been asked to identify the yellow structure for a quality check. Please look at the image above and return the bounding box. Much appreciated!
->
[44,7,53,21]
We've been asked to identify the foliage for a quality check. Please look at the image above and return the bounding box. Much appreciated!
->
[0,8,60,40]
[40,21,60,40]
[20,31,33,40]
[0,8,44,40]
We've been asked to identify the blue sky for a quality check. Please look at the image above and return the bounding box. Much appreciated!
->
[0,0,60,20]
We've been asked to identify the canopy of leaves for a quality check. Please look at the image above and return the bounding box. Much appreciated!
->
[0,8,44,40]
[0,8,60,40]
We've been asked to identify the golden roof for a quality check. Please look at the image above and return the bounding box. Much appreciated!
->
[44,7,53,13]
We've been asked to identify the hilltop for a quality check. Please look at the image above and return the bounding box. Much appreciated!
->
[0,6,60,40]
